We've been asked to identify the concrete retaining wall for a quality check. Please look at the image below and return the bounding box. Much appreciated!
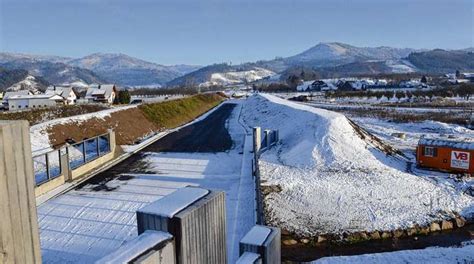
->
[70,151,116,180]
[34,175,65,197]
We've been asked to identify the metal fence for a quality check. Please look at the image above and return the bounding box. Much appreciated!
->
[68,133,111,170]
[33,132,111,186]
[33,149,62,186]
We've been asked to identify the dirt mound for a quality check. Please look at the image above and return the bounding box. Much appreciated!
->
[46,93,225,148]
[48,107,157,147]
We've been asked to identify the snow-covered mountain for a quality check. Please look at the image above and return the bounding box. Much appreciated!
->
[67,53,201,87]
[0,52,201,87]
[259,42,418,70]
[0,53,105,85]
[0,52,71,64]
[170,43,421,86]
[291,42,415,62]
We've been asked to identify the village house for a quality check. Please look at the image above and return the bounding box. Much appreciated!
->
[85,84,117,104]
[315,80,338,91]
[338,80,364,91]
[416,136,474,174]
[45,86,77,105]
[296,80,315,92]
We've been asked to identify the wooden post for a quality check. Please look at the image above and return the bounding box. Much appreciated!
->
[0,121,42,263]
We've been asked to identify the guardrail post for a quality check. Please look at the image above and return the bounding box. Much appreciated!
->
[264,130,271,149]
[0,121,42,263]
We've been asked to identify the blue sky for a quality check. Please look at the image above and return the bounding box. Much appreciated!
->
[0,0,472,65]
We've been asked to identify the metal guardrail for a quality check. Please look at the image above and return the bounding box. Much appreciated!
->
[33,132,111,186]
[260,130,279,153]
[252,127,279,225]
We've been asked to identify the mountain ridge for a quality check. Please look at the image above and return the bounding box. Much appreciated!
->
[1,42,472,88]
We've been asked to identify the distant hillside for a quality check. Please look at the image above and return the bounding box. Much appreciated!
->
[168,42,421,86]
[68,53,200,87]
[5,75,49,93]
[407,49,474,73]
[166,63,274,87]
[252,42,418,71]
[167,63,236,87]
[0,56,104,85]
[280,60,417,80]
[0,67,29,90]
[0,67,50,92]
[0,52,201,87]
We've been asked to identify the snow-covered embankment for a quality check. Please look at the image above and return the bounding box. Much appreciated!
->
[241,94,474,238]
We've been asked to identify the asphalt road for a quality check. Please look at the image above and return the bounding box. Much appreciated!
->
[143,103,236,152]
[79,103,237,187]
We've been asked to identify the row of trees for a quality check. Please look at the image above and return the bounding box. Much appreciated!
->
[129,85,225,97]
[326,83,473,101]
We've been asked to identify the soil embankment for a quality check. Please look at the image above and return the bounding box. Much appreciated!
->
[47,93,225,147]
[1,104,108,125]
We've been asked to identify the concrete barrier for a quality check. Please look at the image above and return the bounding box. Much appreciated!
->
[0,121,42,263]
[137,187,227,264]
[239,225,281,264]
[96,230,175,264]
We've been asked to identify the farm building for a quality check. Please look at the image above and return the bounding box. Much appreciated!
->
[416,136,474,174]
[6,94,64,111]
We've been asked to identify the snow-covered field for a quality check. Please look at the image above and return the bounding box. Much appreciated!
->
[241,94,474,236]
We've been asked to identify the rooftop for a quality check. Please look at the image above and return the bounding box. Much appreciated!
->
[419,135,474,150]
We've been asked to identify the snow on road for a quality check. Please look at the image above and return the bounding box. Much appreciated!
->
[37,101,255,263]
[313,241,474,264]
[241,94,474,237]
